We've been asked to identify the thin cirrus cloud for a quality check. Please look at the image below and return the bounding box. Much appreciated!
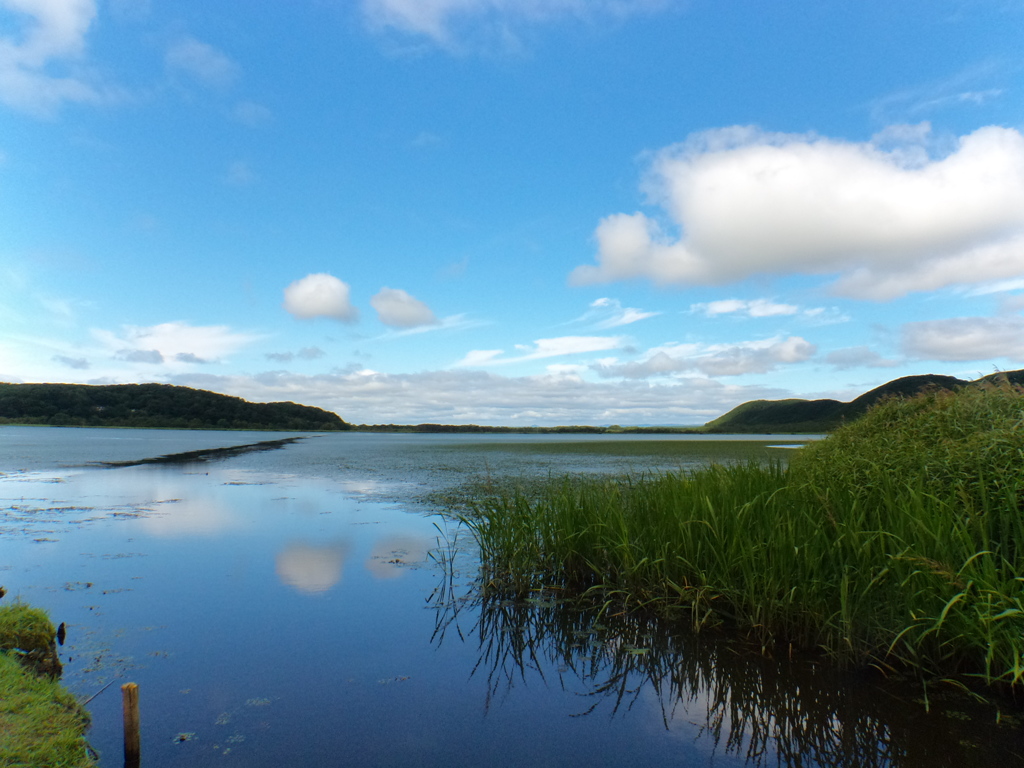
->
[283,274,359,323]
[574,297,659,329]
[571,124,1024,301]
[165,36,239,88]
[592,336,816,379]
[690,298,800,318]
[361,0,668,45]
[0,0,105,115]
[370,287,439,328]
[455,335,628,367]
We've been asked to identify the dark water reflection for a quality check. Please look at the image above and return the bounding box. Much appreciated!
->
[433,582,1024,767]
[2,427,1023,766]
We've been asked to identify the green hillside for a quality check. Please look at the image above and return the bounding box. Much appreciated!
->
[705,372,1020,433]
[0,383,349,431]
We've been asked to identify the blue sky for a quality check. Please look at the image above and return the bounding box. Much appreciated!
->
[2,0,1023,426]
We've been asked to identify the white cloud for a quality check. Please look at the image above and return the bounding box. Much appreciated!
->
[901,316,1024,362]
[233,100,271,126]
[825,346,901,370]
[966,278,1024,297]
[224,160,257,186]
[170,368,791,427]
[165,36,239,88]
[283,273,359,323]
[593,336,816,379]
[577,297,659,328]
[455,335,627,367]
[572,125,1024,300]
[92,322,261,364]
[458,349,503,366]
[0,0,103,115]
[690,298,799,318]
[370,287,439,328]
[362,0,667,47]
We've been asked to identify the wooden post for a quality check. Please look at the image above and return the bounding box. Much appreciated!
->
[122,682,140,767]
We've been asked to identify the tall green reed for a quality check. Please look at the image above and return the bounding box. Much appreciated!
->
[462,384,1024,686]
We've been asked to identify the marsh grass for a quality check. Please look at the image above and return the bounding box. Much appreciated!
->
[0,603,94,767]
[0,654,94,767]
[462,384,1024,686]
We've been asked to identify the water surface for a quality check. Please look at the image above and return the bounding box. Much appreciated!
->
[2,427,1021,766]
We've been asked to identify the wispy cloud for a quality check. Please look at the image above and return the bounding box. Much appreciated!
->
[592,336,816,379]
[0,0,108,116]
[689,298,799,318]
[869,62,1006,122]
[374,314,484,340]
[455,335,628,367]
[362,0,670,50]
[165,36,239,88]
[572,297,659,329]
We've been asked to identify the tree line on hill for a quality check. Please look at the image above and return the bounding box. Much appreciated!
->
[704,370,1024,433]
[1,371,1019,434]
[0,383,349,431]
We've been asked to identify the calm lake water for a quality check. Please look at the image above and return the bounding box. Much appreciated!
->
[2,426,1022,767]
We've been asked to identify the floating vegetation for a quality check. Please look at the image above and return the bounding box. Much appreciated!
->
[97,436,307,468]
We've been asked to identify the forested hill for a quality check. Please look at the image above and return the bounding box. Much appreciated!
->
[0,383,350,431]
[705,370,1024,433]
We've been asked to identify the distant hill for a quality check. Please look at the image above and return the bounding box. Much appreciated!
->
[704,372,1022,433]
[0,383,349,431]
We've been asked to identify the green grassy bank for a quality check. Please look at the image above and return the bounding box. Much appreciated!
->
[462,384,1024,687]
[0,603,94,767]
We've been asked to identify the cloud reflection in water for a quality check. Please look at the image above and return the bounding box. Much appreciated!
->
[276,541,351,593]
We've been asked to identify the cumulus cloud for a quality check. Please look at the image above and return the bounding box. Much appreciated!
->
[825,346,901,370]
[572,124,1024,300]
[283,273,358,323]
[370,287,438,328]
[690,298,800,318]
[901,316,1024,362]
[362,0,666,47]
[455,335,627,367]
[165,36,239,88]
[94,321,261,364]
[0,0,104,115]
[593,336,816,379]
